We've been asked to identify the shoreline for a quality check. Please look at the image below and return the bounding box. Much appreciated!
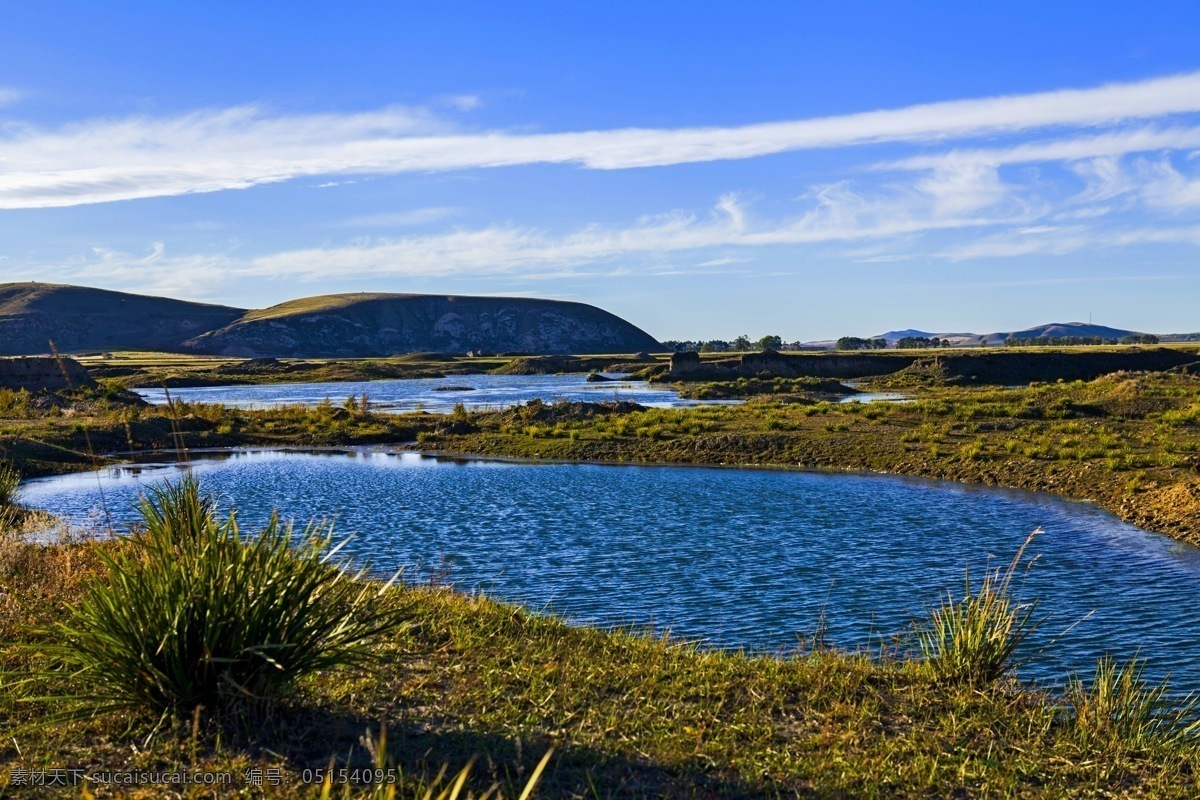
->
[13,433,1200,547]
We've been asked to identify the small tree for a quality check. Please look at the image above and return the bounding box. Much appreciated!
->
[757,334,783,351]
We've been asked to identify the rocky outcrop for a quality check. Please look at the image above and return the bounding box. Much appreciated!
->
[185,293,662,357]
[668,351,703,375]
[0,357,96,390]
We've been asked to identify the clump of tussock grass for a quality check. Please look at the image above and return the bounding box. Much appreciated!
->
[1069,655,1200,750]
[0,460,20,506]
[916,530,1042,686]
[44,475,406,716]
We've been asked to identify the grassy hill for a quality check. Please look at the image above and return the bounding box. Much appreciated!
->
[0,283,244,356]
[185,292,663,357]
[0,284,663,357]
[997,321,1139,341]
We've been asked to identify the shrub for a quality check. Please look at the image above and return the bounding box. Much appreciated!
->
[49,476,406,715]
[1069,655,1200,749]
[916,530,1042,686]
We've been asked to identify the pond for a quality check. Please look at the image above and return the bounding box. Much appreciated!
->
[134,373,742,413]
[20,450,1200,691]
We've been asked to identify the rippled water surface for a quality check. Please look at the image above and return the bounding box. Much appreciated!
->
[20,450,1200,690]
[135,374,738,413]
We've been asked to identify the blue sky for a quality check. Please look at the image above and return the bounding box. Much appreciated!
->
[2,2,1200,340]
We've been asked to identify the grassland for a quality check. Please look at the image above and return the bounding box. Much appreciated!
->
[3,358,1200,795]
[4,526,1200,798]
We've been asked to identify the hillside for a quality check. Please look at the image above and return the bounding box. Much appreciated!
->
[0,283,244,355]
[185,293,663,356]
[994,321,1139,342]
[866,322,1144,347]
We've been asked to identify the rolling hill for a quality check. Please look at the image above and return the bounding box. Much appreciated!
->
[0,283,661,357]
[185,293,662,356]
[0,283,244,355]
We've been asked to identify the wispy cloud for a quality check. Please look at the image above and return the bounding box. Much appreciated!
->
[336,207,463,227]
[13,188,1057,288]
[0,87,20,106]
[439,94,481,111]
[32,176,1200,294]
[6,72,1200,208]
[877,125,1200,172]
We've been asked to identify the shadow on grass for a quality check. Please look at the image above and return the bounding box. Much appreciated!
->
[228,705,777,799]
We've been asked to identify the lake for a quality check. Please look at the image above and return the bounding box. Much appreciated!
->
[20,450,1200,691]
[135,373,742,413]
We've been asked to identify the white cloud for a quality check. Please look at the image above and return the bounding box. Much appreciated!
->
[0,87,20,106]
[6,72,1200,208]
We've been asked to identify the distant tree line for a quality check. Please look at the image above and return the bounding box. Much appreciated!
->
[894,336,952,349]
[661,335,799,353]
[835,337,888,351]
[1003,334,1159,347]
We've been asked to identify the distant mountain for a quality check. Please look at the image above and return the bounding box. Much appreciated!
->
[0,282,244,355]
[872,328,979,344]
[864,321,1146,347]
[185,293,662,357]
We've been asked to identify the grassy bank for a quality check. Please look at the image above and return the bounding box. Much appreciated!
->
[4,368,1200,796]
[3,517,1200,798]
[76,352,666,389]
[0,386,426,478]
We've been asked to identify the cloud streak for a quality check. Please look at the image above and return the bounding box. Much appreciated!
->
[6,72,1200,208]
